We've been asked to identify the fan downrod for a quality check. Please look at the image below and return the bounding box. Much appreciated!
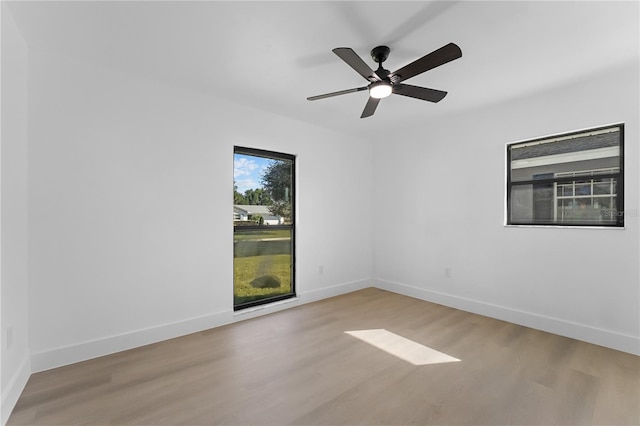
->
[370,45,390,64]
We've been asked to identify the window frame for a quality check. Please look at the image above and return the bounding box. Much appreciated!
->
[506,124,625,228]
[233,146,296,311]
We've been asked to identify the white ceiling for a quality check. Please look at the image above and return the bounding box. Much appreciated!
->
[6,1,639,138]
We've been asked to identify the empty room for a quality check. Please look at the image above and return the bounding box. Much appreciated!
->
[1,1,639,425]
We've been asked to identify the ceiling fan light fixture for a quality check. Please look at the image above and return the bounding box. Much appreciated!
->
[369,81,392,99]
[307,43,462,118]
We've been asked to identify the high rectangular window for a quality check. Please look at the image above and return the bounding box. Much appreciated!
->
[507,124,624,227]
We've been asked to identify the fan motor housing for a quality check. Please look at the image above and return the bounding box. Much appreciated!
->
[370,45,390,64]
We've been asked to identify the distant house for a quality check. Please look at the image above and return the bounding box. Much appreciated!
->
[233,205,283,225]
[510,127,621,224]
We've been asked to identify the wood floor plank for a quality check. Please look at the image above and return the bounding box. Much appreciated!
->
[8,288,640,425]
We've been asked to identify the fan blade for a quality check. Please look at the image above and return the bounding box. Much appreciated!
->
[333,48,381,82]
[360,97,380,118]
[307,86,368,101]
[390,42,462,83]
[392,84,448,103]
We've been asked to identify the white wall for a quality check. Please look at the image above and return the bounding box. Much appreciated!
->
[27,49,373,371]
[373,59,640,355]
[1,3,31,424]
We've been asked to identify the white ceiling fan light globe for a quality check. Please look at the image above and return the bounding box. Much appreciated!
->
[369,82,392,99]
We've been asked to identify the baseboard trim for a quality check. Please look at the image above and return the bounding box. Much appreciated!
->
[31,279,372,373]
[31,309,235,373]
[1,354,31,426]
[299,278,371,304]
[373,278,640,356]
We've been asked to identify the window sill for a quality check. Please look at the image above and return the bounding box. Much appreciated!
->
[504,224,625,230]
[233,296,300,317]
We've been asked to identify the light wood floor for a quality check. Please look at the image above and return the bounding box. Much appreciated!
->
[8,288,640,425]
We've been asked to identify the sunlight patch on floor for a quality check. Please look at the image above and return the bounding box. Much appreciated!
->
[345,329,461,366]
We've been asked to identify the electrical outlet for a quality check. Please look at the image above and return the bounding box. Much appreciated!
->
[444,268,452,278]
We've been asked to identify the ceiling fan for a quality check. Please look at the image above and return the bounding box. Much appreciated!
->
[307,43,462,118]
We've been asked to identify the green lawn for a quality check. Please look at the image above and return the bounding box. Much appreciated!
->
[234,254,292,305]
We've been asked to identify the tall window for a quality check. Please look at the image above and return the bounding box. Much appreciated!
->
[233,147,295,310]
[507,124,624,227]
